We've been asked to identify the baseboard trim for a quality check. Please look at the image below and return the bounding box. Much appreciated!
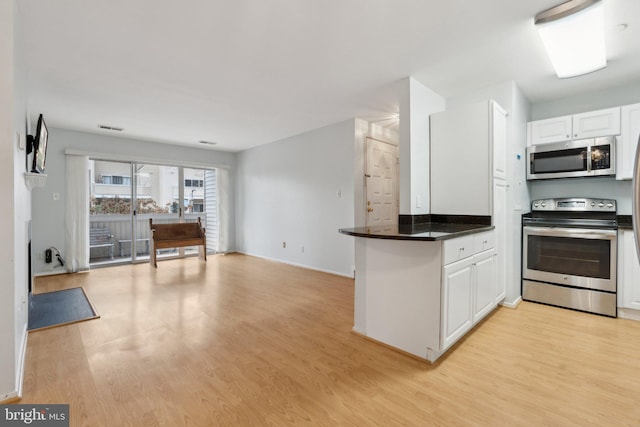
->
[237,251,354,279]
[617,308,640,321]
[500,296,522,309]
[350,329,431,364]
[0,325,28,404]
[16,324,28,399]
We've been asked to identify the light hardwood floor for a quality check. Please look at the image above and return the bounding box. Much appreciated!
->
[22,254,640,426]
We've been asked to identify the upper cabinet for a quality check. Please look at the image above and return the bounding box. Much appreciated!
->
[527,107,621,146]
[527,115,572,145]
[616,103,640,180]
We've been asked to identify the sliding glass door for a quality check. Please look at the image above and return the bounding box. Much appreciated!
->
[89,160,133,265]
[89,160,218,267]
[134,164,180,262]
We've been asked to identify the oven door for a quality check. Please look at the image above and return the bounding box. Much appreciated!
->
[523,226,616,292]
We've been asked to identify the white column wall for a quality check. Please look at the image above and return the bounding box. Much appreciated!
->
[399,77,446,215]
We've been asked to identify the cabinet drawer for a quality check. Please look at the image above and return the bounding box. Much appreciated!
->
[443,235,474,265]
[474,231,495,253]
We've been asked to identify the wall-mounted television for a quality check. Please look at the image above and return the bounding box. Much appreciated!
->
[28,114,48,173]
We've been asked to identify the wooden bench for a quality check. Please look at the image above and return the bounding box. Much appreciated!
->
[90,227,114,259]
[149,218,206,267]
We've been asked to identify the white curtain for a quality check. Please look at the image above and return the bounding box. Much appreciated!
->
[216,167,230,253]
[65,155,89,272]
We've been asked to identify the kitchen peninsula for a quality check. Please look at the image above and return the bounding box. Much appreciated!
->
[340,217,502,363]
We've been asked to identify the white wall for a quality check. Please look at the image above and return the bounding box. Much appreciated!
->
[531,178,633,213]
[531,81,640,120]
[399,78,446,215]
[236,119,356,277]
[0,0,30,401]
[529,82,640,213]
[31,128,236,275]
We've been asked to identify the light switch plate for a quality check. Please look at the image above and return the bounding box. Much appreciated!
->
[17,132,25,150]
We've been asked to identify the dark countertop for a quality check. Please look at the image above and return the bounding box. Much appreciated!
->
[339,222,494,241]
[618,215,632,230]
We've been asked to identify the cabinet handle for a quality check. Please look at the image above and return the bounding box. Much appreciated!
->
[574,133,578,137]
[566,134,570,138]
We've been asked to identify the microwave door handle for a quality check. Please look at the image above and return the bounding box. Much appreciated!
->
[587,145,592,172]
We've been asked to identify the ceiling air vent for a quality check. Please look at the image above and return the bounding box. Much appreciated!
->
[98,124,124,131]
[198,140,217,145]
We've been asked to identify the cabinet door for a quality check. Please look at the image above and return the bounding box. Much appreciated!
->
[441,257,474,350]
[616,103,640,180]
[492,102,507,180]
[573,107,621,140]
[528,116,572,146]
[618,230,640,310]
[473,250,496,323]
[493,179,507,303]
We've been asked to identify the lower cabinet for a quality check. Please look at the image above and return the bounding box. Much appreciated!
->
[441,257,474,350]
[441,245,496,351]
[618,230,640,311]
[473,250,497,322]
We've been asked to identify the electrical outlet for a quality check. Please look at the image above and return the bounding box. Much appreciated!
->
[45,249,52,263]
[282,241,286,249]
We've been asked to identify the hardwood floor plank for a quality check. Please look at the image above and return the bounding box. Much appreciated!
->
[21,254,640,426]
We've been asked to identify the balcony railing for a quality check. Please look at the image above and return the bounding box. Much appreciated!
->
[89,213,211,264]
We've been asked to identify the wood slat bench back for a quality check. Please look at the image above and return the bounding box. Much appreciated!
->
[149,218,207,267]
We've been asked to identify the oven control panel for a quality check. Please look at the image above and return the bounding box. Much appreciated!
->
[531,197,616,212]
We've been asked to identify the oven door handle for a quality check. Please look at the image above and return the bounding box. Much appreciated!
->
[523,226,617,239]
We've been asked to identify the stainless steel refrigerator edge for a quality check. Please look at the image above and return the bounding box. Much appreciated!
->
[633,135,640,262]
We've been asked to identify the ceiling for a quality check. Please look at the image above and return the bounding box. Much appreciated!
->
[18,0,640,152]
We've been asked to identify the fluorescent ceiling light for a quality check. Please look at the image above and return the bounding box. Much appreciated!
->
[535,0,606,78]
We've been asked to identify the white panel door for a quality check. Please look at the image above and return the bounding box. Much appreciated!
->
[493,178,507,303]
[618,230,640,311]
[492,102,507,180]
[473,250,496,323]
[366,138,398,226]
[617,103,640,180]
[441,257,474,350]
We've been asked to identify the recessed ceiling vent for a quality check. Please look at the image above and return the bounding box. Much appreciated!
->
[98,124,124,132]
[199,140,217,145]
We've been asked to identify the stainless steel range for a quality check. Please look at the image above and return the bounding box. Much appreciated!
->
[522,197,617,317]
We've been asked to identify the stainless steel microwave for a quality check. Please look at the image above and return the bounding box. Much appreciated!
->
[527,136,616,180]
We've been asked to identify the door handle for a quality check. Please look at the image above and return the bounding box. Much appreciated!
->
[367,208,374,212]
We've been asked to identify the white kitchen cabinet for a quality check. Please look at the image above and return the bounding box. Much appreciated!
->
[441,256,474,350]
[527,107,621,146]
[527,115,572,146]
[431,100,505,215]
[572,107,621,139]
[473,249,497,323]
[616,103,640,180]
[617,230,640,312]
[441,232,497,351]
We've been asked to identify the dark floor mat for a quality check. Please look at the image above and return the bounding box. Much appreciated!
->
[28,287,99,331]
